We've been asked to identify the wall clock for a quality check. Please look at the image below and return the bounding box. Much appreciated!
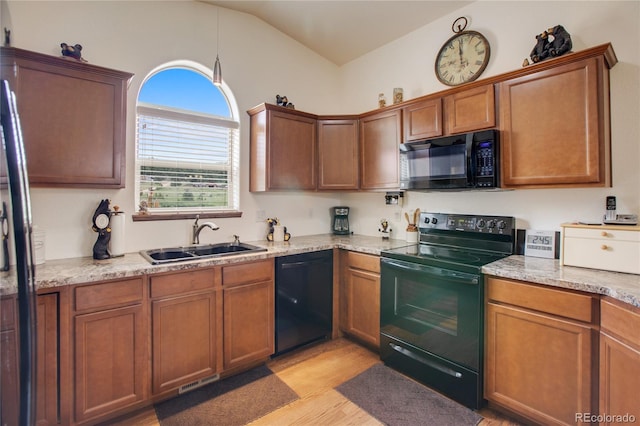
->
[435,17,490,86]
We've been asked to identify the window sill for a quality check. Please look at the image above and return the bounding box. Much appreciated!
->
[132,211,242,222]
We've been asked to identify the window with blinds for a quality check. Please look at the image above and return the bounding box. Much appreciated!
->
[134,65,239,215]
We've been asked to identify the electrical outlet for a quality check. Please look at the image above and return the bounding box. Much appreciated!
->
[256,209,266,222]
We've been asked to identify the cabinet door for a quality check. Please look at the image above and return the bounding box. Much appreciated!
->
[74,305,146,423]
[444,84,495,134]
[360,109,401,190]
[403,98,443,141]
[268,110,317,190]
[223,280,274,370]
[36,294,58,426]
[485,302,595,425]
[343,267,380,348]
[599,333,640,424]
[0,47,132,188]
[151,292,219,395]
[599,298,640,423]
[0,296,18,426]
[499,57,609,188]
[317,119,359,189]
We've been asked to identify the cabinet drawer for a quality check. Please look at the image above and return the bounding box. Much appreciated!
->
[74,277,144,312]
[564,226,640,242]
[347,251,380,274]
[487,277,596,323]
[601,298,640,348]
[223,259,273,287]
[150,268,219,298]
[562,237,640,275]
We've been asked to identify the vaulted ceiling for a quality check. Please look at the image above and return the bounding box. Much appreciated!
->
[201,1,473,65]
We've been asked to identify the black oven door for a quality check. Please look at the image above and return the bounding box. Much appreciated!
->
[380,256,484,408]
[380,257,482,370]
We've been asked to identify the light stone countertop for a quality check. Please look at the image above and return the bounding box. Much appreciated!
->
[0,234,411,293]
[482,255,640,308]
[2,234,639,309]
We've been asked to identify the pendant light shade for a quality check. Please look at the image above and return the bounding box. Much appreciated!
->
[213,8,222,86]
[213,54,222,86]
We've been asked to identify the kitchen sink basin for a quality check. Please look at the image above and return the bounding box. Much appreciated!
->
[140,242,267,265]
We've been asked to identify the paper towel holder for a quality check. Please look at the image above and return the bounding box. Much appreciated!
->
[109,205,125,258]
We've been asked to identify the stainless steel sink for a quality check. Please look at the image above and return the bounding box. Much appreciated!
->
[140,242,267,265]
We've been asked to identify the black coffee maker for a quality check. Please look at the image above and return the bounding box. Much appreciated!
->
[332,206,350,235]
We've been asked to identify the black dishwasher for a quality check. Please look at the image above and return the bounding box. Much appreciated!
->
[275,250,333,356]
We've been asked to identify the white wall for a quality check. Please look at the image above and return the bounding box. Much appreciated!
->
[338,1,640,239]
[1,0,343,259]
[1,1,639,259]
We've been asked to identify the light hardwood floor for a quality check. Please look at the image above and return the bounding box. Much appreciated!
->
[109,338,522,426]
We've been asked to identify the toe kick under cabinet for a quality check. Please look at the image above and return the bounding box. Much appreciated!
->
[561,223,640,274]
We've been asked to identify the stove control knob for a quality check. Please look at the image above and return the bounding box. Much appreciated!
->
[497,220,506,230]
[431,217,438,225]
[487,220,496,228]
[477,219,486,229]
[423,217,430,224]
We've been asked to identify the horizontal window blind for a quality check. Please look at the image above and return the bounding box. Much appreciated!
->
[136,104,239,212]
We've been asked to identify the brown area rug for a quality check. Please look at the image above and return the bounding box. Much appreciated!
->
[154,365,298,426]
[336,363,483,426]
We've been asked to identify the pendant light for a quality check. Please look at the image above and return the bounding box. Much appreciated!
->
[213,7,222,86]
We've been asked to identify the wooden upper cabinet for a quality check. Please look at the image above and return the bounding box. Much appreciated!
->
[499,45,616,188]
[360,108,401,190]
[249,103,317,191]
[444,84,495,134]
[403,85,494,143]
[317,118,359,190]
[0,47,133,188]
[403,98,443,141]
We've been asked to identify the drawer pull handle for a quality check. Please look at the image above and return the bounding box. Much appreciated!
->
[601,244,609,250]
[601,231,609,237]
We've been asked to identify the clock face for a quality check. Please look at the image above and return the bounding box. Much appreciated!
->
[435,31,490,86]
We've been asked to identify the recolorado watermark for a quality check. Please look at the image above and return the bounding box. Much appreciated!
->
[576,413,637,423]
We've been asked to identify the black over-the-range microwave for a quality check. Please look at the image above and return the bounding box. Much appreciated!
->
[399,129,499,191]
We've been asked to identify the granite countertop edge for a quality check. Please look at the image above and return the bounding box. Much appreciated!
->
[2,234,639,308]
[483,255,640,308]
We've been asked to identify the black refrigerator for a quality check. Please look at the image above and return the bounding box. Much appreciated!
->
[0,79,38,425]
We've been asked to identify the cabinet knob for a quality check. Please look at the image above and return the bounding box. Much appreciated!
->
[601,244,609,250]
[601,231,609,237]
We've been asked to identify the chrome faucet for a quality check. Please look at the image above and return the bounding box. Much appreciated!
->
[192,215,220,244]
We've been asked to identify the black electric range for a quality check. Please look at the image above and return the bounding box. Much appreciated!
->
[380,212,515,409]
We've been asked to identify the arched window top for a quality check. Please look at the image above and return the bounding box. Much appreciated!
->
[139,67,231,117]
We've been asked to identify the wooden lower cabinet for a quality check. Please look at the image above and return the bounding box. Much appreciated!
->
[222,260,275,370]
[36,293,59,426]
[484,277,598,425]
[72,277,147,424]
[1,293,61,426]
[339,251,380,348]
[149,268,222,396]
[599,297,640,424]
[1,295,19,426]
